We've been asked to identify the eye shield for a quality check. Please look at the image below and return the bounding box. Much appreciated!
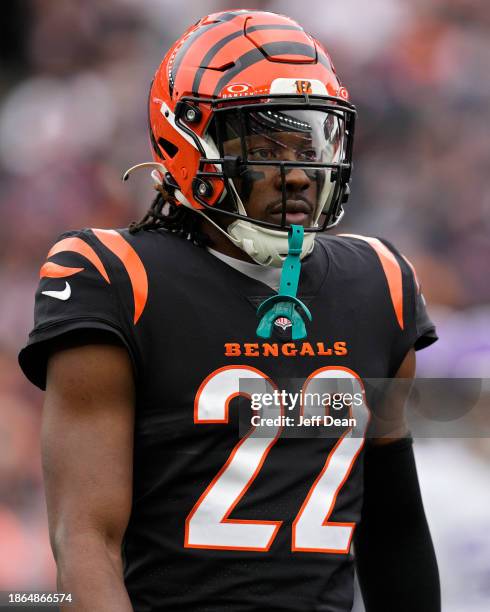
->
[175,94,356,231]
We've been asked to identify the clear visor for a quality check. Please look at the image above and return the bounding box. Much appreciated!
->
[211,106,345,229]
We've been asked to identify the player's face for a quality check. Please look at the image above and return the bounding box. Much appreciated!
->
[223,131,318,228]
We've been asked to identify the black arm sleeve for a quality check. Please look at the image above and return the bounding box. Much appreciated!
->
[354,438,441,612]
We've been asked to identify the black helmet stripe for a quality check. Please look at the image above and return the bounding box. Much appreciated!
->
[263,41,317,61]
[192,25,304,96]
[212,42,318,97]
[317,51,335,74]
[246,24,302,33]
[192,30,243,96]
[169,11,248,97]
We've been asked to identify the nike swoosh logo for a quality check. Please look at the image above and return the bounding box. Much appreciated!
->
[42,281,71,301]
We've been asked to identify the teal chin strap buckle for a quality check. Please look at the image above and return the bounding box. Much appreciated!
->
[256,225,312,340]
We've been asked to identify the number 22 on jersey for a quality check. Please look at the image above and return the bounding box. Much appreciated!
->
[185,365,370,553]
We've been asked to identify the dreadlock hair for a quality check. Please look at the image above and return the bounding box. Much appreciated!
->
[129,183,211,248]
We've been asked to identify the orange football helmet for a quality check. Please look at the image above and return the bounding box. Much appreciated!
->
[126,10,356,264]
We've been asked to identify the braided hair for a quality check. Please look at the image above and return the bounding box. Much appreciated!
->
[129,183,210,248]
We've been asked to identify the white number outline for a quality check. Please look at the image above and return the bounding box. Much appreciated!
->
[292,366,370,553]
[185,365,370,554]
[185,365,283,551]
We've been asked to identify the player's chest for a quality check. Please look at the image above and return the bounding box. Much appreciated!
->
[137,279,394,418]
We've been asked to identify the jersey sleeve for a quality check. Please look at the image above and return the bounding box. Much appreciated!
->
[376,238,438,373]
[396,248,438,352]
[18,228,139,390]
[413,289,438,351]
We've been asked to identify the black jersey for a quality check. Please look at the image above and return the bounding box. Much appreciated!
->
[19,228,437,612]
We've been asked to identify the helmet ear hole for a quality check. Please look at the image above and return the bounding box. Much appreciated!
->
[158,137,179,159]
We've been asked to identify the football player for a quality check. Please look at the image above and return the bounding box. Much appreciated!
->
[19,10,440,612]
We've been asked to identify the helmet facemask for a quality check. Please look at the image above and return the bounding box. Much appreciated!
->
[215,105,344,225]
[182,96,354,265]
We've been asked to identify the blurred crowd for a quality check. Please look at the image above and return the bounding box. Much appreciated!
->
[0,0,489,608]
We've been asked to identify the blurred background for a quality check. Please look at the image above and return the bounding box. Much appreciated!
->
[0,0,489,609]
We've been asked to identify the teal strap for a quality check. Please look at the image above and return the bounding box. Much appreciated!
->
[278,225,303,297]
[256,225,312,341]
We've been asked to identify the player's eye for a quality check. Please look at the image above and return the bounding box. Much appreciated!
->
[248,147,278,161]
[296,148,319,162]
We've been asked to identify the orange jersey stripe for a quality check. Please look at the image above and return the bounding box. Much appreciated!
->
[92,229,148,325]
[47,237,110,283]
[341,234,404,330]
[40,261,84,279]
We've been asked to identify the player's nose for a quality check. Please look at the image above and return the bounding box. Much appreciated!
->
[274,163,311,192]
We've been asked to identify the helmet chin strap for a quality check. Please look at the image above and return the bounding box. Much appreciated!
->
[256,225,312,340]
[174,187,316,268]
[219,178,316,267]
[226,218,315,267]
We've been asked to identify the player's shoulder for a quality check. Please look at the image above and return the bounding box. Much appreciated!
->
[317,232,420,325]
[48,226,170,253]
[318,233,418,282]
[318,232,402,258]
[43,227,135,286]
[46,226,188,269]
[44,226,206,299]
[37,226,174,333]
